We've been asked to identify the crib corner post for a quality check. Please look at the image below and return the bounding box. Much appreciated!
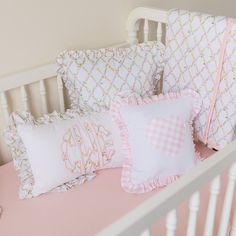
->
[127,30,139,45]
[127,19,141,45]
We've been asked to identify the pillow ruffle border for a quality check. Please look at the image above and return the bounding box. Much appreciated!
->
[3,110,96,199]
[111,89,202,193]
[56,41,166,112]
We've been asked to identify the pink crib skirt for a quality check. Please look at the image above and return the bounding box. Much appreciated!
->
[0,142,234,236]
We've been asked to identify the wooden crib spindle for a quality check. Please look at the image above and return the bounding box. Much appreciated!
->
[204,176,221,236]
[128,30,138,45]
[231,208,236,236]
[140,228,151,236]
[218,163,236,236]
[1,91,10,124]
[39,80,48,114]
[157,22,162,42]
[166,209,177,236]
[187,191,200,236]
[57,76,65,113]
[20,86,29,111]
[144,19,149,42]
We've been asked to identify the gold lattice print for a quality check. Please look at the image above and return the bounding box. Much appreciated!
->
[163,9,236,149]
[57,42,165,113]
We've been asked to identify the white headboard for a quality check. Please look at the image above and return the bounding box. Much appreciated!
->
[0,7,168,164]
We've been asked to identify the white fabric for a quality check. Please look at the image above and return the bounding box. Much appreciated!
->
[163,9,236,149]
[17,112,122,196]
[111,90,201,193]
[57,42,165,112]
[123,101,196,181]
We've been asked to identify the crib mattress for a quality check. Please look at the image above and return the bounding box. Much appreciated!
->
[0,143,230,236]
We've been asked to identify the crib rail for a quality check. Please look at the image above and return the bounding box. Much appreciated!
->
[98,140,236,236]
[1,7,236,236]
[115,7,236,236]
[0,7,167,164]
[126,7,168,45]
[0,64,64,123]
[0,64,66,164]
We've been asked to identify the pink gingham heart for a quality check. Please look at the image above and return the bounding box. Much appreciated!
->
[146,116,186,156]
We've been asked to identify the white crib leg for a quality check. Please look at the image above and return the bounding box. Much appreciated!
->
[231,208,236,236]
[187,191,200,236]
[218,163,236,236]
[140,228,151,236]
[166,209,177,236]
[204,176,221,236]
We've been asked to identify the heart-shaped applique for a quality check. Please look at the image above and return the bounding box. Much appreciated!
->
[146,116,186,156]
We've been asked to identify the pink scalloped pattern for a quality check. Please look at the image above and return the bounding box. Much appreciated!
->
[111,89,202,193]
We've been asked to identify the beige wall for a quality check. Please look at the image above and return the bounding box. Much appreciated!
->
[0,0,235,77]
[0,0,235,164]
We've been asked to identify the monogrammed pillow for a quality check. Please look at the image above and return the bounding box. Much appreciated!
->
[57,41,165,112]
[3,110,122,198]
[111,90,201,193]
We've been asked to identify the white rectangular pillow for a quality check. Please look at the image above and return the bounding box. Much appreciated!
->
[4,110,122,198]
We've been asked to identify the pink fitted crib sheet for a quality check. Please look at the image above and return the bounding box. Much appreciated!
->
[0,142,234,236]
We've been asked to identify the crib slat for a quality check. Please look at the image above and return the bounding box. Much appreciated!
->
[231,209,236,236]
[187,191,200,236]
[204,176,221,236]
[166,209,177,236]
[157,22,162,42]
[140,228,151,236]
[20,86,29,111]
[128,30,138,45]
[39,80,48,114]
[218,163,236,236]
[57,76,65,113]
[1,92,10,123]
[144,19,149,42]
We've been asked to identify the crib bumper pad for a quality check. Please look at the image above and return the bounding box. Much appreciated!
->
[163,9,236,150]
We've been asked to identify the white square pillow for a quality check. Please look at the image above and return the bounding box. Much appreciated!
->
[57,41,165,112]
[4,110,122,198]
[111,90,202,193]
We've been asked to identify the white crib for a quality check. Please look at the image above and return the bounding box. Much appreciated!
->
[0,7,235,236]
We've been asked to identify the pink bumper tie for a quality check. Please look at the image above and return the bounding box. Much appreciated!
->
[204,19,235,145]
